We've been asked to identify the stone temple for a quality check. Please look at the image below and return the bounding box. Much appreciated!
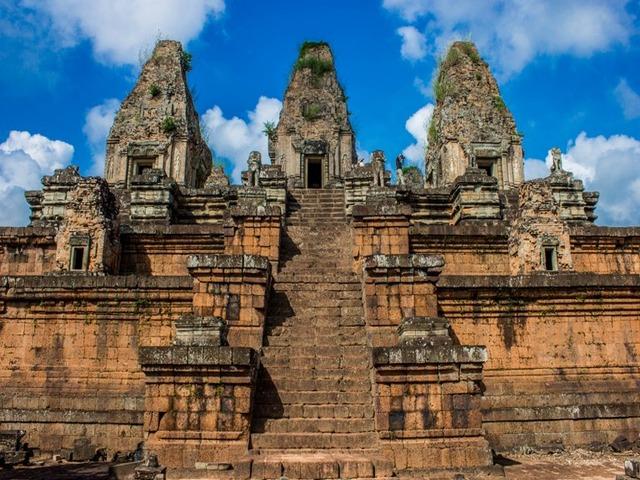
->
[0,39,638,479]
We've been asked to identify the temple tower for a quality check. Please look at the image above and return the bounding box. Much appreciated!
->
[425,41,524,189]
[104,40,212,188]
[268,42,355,188]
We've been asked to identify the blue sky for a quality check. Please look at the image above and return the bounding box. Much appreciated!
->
[0,0,639,226]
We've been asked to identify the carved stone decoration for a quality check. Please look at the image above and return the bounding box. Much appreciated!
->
[371,150,387,187]
[242,151,262,187]
[54,177,120,274]
[550,146,563,173]
[203,165,230,187]
[509,180,573,274]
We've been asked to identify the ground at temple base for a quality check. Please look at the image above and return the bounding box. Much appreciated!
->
[0,450,631,479]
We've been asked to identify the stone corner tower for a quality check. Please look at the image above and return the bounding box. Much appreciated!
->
[105,40,212,189]
[425,41,524,190]
[269,41,355,188]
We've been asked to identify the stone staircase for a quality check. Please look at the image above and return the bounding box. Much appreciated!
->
[249,188,391,478]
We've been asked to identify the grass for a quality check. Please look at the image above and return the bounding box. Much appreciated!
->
[433,72,455,102]
[493,95,507,112]
[149,84,161,97]
[457,41,481,64]
[162,116,177,134]
[295,56,333,76]
[295,40,333,78]
[299,41,330,58]
[428,120,439,145]
[181,51,192,72]
[302,103,322,120]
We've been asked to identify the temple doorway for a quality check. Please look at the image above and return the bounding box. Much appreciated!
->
[306,157,322,188]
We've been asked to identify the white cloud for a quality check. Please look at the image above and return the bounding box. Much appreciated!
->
[401,103,434,167]
[614,78,640,120]
[0,131,74,226]
[397,26,427,61]
[525,132,640,225]
[24,0,225,65]
[383,0,634,78]
[201,96,282,183]
[524,157,549,180]
[413,77,431,98]
[83,98,120,175]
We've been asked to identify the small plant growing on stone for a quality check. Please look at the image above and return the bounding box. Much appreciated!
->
[298,40,330,57]
[302,103,322,121]
[433,74,454,102]
[428,120,439,145]
[162,116,177,134]
[295,56,333,77]
[149,84,161,97]
[458,41,481,64]
[443,47,461,69]
[262,121,276,138]
[181,51,193,72]
[493,95,507,112]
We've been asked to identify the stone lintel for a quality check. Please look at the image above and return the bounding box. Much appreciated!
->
[174,314,226,346]
[139,345,256,368]
[187,254,271,272]
[398,316,452,347]
[352,203,412,217]
[227,205,282,218]
[373,344,488,367]
[438,272,640,289]
[364,254,444,274]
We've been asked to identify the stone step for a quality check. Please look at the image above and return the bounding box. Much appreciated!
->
[256,390,373,406]
[254,403,374,420]
[253,417,375,434]
[262,345,369,356]
[257,377,371,393]
[258,365,371,378]
[264,334,367,347]
[274,273,358,283]
[267,295,362,306]
[263,318,366,330]
[259,356,369,370]
[267,293,362,304]
[251,432,378,450]
[249,450,393,480]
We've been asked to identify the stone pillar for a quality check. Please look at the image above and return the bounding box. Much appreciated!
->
[187,254,271,349]
[372,316,494,472]
[362,254,443,347]
[224,205,281,268]
[344,164,392,214]
[139,316,258,470]
[351,203,411,272]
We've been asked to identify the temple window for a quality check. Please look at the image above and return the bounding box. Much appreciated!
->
[542,245,558,271]
[69,235,90,272]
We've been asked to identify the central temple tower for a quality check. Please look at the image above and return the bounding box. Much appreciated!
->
[268,42,355,188]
